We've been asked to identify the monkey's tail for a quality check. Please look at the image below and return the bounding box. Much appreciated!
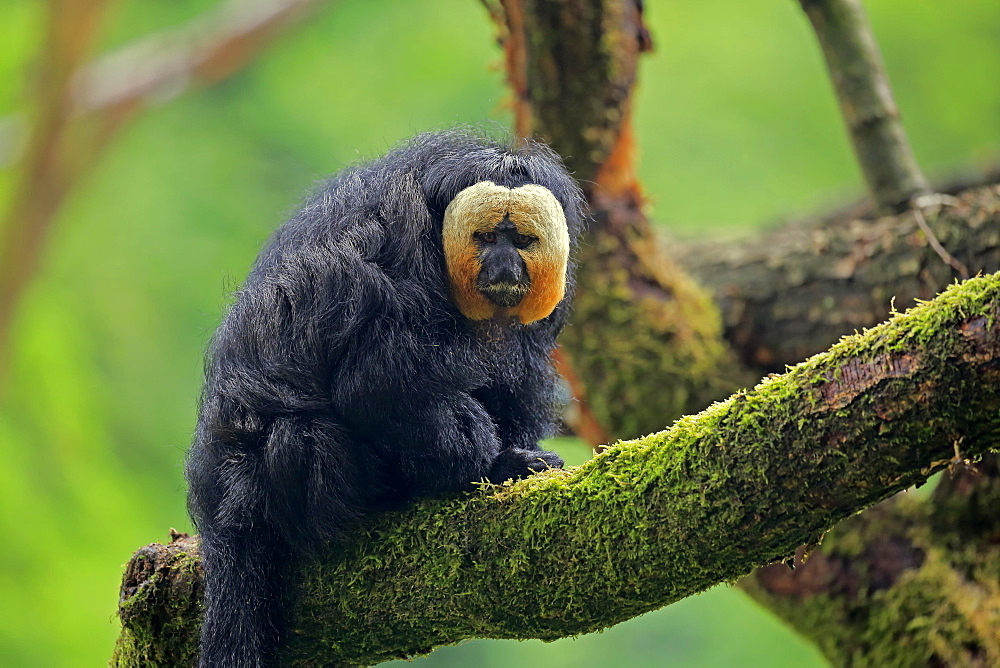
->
[197,526,289,667]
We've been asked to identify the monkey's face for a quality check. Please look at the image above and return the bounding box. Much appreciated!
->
[443,181,570,324]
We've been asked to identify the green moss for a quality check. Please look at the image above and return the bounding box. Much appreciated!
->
[744,483,1000,666]
[561,231,747,440]
[117,273,1000,665]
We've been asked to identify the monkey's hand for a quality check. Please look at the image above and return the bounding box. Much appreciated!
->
[487,447,564,483]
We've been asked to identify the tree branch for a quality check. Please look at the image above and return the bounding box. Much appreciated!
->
[0,0,111,382]
[0,0,323,388]
[741,453,1000,665]
[678,184,1000,370]
[75,0,322,126]
[114,273,1000,666]
[798,0,930,213]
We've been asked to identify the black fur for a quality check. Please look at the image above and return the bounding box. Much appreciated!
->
[185,130,586,666]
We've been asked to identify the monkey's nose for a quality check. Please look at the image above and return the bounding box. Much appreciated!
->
[478,245,528,287]
[492,264,521,285]
[477,248,530,307]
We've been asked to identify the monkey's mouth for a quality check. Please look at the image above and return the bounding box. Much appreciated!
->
[478,281,530,308]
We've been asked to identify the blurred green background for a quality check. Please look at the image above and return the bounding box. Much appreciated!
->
[0,0,997,665]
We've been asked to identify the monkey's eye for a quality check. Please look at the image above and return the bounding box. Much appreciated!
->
[513,233,535,249]
[480,231,498,244]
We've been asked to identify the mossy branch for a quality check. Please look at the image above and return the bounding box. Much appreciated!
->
[115,273,1000,666]
[741,454,1000,666]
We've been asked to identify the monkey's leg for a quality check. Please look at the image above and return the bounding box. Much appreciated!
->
[198,526,289,668]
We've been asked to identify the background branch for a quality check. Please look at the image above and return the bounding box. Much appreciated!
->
[76,0,322,126]
[798,0,930,213]
[0,0,322,388]
[679,184,1000,369]
[0,0,112,383]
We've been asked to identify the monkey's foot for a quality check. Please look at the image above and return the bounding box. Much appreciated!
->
[487,447,564,483]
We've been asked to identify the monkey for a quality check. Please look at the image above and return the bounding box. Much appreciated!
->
[184,130,586,666]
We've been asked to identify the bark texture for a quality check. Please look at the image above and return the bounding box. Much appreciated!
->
[112,534,203,667]
[679,185,1000,370]
[113,274,1000,665]
[742,453,1000,667]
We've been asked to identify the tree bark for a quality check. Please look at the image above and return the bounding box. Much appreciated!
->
[742,453,1000,667]
[678,185,1000,370]
[484,4,1000,666]
[113,274,1000,665]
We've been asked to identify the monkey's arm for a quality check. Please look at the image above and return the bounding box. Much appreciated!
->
[472,326,563,449]
[468,329,566,480]
[339,387,498,491]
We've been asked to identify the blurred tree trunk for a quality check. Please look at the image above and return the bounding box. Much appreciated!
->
[486,0,752,442]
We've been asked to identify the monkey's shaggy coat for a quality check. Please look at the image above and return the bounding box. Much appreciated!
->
[186,131,586,666]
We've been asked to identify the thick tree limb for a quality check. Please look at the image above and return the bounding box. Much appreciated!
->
[679,184,1000,370]
[114,273,1000,666]
[742,453,1000,666]
[798,0,930,212]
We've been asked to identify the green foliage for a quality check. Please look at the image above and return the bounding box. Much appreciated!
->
[0,0,997,665]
